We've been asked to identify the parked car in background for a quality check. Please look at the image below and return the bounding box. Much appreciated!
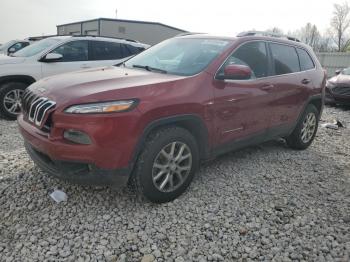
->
[18,32,326,203]
[0,40,31,56]
[0,35,149,119]
[326,67,350,105]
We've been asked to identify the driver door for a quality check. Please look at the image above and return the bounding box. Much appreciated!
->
[41,40,91,78]
[213,41,275,145]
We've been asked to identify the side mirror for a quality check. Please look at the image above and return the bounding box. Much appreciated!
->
[41,53,63,62]
[223,64,252,80]
[335,69,341,75]
[8,47,16,54]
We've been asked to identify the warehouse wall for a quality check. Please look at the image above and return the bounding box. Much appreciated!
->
[57,23,81,35]
[99,20,184,45]
[82,21,99,35]
[316,52,350,77]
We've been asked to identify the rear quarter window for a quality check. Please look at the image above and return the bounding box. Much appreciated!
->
[297,48,315,71]
[270,43,300,75]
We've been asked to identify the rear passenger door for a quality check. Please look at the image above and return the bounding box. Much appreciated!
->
[88,41,138,68]
[267,42,313,133]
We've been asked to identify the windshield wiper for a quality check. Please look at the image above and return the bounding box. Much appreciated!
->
[132,64,167,74]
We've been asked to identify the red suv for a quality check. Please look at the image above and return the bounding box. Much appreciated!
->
[18,32,326,203]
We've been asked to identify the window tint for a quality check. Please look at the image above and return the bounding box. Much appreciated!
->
[126,44,143,55]
[120,44,132,57]
[91,41,124,60]
[270,43,300,75]
[218,41,269,79]
[297,48,315,71]
[51,40,88,62]
[10,42,29,52]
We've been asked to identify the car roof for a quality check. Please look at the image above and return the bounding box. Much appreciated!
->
[176,33,311,49]
[176,33,237,42]
[47,35,149,47]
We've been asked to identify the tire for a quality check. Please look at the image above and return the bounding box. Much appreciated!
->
[0,82,28,120]
[286,104,319,150]
[132,126,199,203]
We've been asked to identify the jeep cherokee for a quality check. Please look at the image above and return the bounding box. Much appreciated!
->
[18,33,326,203]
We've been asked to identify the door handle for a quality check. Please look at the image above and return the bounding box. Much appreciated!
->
[261,84,274,91]
[302,79,311,84]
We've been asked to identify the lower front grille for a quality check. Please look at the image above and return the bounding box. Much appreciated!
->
[332,86,350,96]
[21,89,56,130]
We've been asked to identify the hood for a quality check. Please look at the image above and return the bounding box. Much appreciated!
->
[29,66,186,105]
[0,55,26,65]
[328,74,350,86]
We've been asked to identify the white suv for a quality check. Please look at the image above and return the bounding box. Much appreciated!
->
[0,40,31,56]
[0,36,149,119]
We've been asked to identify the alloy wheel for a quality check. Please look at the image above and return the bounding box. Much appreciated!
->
[3,89,23,115]
[152,141,192,193]
[301,112,317,143]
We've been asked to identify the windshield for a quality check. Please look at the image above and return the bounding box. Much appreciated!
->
[0,40,15,51]
[13,38,61,57]
[342,67,350,75]
[124,38,230,76]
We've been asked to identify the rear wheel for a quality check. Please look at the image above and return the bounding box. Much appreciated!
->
[286,104,319,150]
[132,126,199,203]
[0,82,28,120]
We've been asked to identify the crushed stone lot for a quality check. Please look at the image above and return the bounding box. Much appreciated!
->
[0,106,349,262]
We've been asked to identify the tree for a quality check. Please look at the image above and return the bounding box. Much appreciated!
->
[330,2,350,52]
[267,27,284,35]
[298,23,321,49]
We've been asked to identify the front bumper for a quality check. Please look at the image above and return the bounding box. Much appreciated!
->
[18,111,142,187]
[325,87,350,105]
[25,142,130,187]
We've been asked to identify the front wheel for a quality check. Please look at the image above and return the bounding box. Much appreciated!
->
[0,82,28,120]
[286,104,319,150]
[132,126,199,203]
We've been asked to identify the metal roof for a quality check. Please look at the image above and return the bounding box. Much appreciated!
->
[57,18,187,33]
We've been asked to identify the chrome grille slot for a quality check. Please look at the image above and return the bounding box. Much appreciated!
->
[35,101,55,126]
[21,89,56,129]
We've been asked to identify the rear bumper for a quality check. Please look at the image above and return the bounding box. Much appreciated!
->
[25,142,130,187]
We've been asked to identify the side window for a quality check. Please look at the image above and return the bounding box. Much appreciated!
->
[120,44,132,57]
[297,48,315,71]
[51,41,88,62]
[126,44,143,55]
[90,41,124,60]
[218,41,269,79]
[270,43,300,75]
[10,42,28,52]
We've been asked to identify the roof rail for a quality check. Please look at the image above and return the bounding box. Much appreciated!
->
[176,32,204,37]
[70,34,139,43]
[237,31,300,42]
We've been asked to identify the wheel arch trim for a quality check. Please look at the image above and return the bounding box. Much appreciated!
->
[0,75,36,87]
[129,114,211,171]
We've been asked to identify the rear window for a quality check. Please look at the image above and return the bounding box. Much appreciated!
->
[270,43,300,75]
[297,48,315,71]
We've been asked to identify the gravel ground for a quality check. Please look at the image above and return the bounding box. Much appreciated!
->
[0,106,349,262]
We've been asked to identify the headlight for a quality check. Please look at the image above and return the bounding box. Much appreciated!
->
[65,100,138,114]
[326,81,336,88]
